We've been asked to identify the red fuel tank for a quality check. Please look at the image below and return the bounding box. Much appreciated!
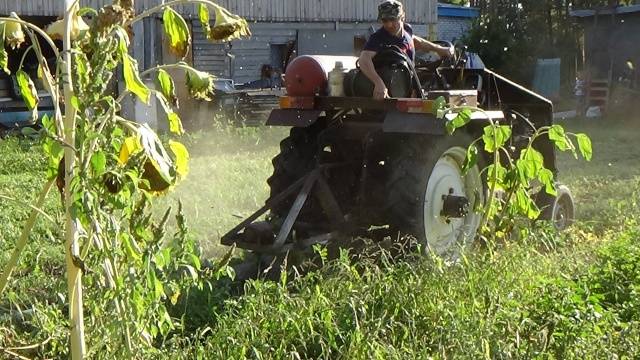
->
[285,55,358,96]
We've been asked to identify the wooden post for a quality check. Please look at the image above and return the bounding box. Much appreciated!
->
[63,0,86,358]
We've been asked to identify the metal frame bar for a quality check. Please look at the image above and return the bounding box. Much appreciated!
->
[221,163,348,253]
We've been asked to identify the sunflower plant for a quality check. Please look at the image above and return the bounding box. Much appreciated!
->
[437,102,592,245]
[0,1,249,358]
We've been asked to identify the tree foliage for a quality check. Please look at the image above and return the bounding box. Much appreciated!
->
[464,0,637,86]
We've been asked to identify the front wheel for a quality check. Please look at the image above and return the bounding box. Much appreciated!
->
[386,134,485,256]
[535,184,575,230]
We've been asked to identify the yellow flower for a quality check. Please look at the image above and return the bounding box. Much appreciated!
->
[186,68,214,101]
[208,6,251,41]
[46,6,90,41]
[1,13,25,49]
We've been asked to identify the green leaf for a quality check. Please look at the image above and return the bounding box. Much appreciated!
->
[16,70,39,111]
[462,143,478,174]
[0,28,8,74]
[516,147,544,182]
[538,168,556,196]
[123,54,150,104]
[433,96,447,118]
[163,7,191,58]
[182,264,198,281]
[486,163,506,191]
[122,233,141,262]
[189,253,201,271]
[114,27,150,104]
[167,112,184,135]
[169,140,189,178]
[90,151,106,175]
[198,4,211,36]
[43,139,64,160]
[43,137,64,179]
[548,124,573,152]
[41,113,55,133]
[155,69,178,107]
[482,125,511,153]
[515,188,539,220]
[153,90,184,135]
[77,7,99,17]
[75,56,88,86]
[154,277,164,300]
[446,109,471,135]
[70,96,80,110]
[575,133,592,161]
[20,127,39,137]
[115,26,130,55]
[118,136,141,165]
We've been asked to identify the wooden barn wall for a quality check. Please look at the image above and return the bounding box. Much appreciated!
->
[1,0,437,24]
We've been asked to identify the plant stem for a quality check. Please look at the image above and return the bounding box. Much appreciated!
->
[0,194,55,224]
[115,62,198,103]
[0,178,55,296]
[126,0,224,27]
[18,45,34,70]
[0,17,60,59]
[449,106,500,234]
[63,1,85,358]
[22,26,65,137]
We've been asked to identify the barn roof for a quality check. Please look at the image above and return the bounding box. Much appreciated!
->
[570,4,640,18]
[437,4,480,19]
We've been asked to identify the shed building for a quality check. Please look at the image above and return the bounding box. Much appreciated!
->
[571,5,640,111]
[437,3,479,43]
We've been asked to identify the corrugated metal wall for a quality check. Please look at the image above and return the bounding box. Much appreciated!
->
[192,21,297,82]
[0,0,437,24]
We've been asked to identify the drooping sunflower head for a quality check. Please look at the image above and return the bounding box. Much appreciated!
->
[208,7,251,42]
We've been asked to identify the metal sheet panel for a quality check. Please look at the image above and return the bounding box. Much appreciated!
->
[383,111,445,134]
[2,0,437,23]
[266,109,322,127]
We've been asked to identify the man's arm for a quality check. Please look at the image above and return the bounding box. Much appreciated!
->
[413,36,454,58]
[358,50,388,100]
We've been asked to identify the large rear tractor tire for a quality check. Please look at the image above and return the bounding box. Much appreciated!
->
[266,126,321,220]
[386,134,485,256]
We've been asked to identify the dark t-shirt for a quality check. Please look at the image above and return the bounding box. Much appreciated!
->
[363,23,415,62]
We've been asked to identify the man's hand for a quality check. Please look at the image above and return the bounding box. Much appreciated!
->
[359,50,390,100]
[373,82,389,100]
[436,44,455,58]
[414,37,455,58]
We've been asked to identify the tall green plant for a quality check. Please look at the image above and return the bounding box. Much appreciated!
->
[438,104,592,243]
[0,1,249,358]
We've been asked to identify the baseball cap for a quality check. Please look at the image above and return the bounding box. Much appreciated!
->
[378,0,403,21]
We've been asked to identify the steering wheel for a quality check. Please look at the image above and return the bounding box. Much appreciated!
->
[434,40,468,69]
[414,40,460,70]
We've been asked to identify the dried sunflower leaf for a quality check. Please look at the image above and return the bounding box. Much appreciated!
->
[162,7,190,58]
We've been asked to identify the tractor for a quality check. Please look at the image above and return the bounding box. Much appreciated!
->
[221,43,575,266]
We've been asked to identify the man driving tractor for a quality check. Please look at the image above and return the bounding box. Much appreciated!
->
[359,0,454,99]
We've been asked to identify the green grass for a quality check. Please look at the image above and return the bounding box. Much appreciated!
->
[557,118,640,233]
[158,125,286,258]
[1,118,640,358]
[0,137,66,306]
[160,228,640,359]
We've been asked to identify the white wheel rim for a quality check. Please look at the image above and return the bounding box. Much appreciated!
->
[552,194,573,230]
[422,146,484,255]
